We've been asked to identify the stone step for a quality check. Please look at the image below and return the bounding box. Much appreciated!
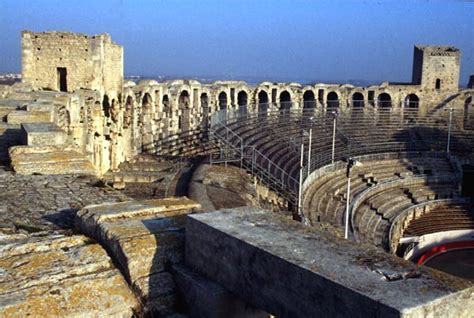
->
[7,110,52,124]
[9,145,96,175]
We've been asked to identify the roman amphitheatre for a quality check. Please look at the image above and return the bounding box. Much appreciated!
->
[0,30,473,317]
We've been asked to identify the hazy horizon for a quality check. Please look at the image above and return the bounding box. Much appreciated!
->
[1,0,473,85]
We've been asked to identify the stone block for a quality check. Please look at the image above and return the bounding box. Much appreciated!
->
[22,122,66,146]
[9,145,96,175]
[7,110,52,124]
[26,101,53,112]
[186,207,474,317]
[0,234,138,317]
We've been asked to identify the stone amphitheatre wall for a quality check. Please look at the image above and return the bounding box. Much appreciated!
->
[13,31,474,177]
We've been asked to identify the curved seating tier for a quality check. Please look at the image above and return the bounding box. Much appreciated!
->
[404,203,474,236]
[303,153,460,250]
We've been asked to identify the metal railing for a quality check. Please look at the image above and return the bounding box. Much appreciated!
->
[209,102,472,215]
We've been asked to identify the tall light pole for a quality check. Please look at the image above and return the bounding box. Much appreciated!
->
[447,108,453,153]
[331,111,338,164]
[344,158,361,239]
[298,141,304,222]
[307,116,314,175]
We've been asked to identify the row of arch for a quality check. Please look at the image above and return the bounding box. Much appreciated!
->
[133,89,422,119]
[118,89,424,129]
[194,90,420,110]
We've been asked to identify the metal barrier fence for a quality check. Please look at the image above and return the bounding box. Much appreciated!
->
[209,102,471,216]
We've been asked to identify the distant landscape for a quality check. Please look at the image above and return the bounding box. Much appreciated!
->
[124,75,379,86]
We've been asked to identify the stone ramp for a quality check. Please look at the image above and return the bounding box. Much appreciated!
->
[185,207,474,317]
[0,233,138,317]
[75,198,201,317]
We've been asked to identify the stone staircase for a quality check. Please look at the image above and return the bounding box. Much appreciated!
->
[0,95,97,175]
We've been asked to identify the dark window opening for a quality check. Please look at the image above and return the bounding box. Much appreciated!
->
[378,93,392,108]
[352,92,364,107]
[435,79,441,90]
[237,91,248,106]
[303,90,316,109]
[102,95,110,118]
[57,67,67,92]
[327,91,339,109]
[279,91,292,110]
[405,94,419,108]
[258,91,269,117]
[219,92,227,110]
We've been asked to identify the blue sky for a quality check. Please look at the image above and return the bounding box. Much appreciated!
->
[0,0,472,84]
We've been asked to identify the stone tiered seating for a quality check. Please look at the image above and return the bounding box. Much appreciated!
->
[216,111,344,196]
[153,128,216,158]
[212,107,470,229]
[404,203,474,236]
[302,152,459,249]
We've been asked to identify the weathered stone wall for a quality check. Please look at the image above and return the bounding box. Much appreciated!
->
[22,31,123,96]
[413,45,460,92]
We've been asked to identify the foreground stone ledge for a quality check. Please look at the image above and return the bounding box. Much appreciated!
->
[185,207,474,317]
[0,233,138,317]
[75,198,201,316]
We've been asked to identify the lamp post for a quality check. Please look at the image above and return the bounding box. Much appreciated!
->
[298,142,304,222]
[307,116,314,175]
[344,157,361,239]
[331,111,338,164]
[447,108,453,154]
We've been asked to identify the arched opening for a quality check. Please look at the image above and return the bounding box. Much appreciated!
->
[436,79,441,90]
[327,91,339,109]
[237,91,248,116]
[142,93,152,113]
[258,90,269,117]
[351,92,364,108]
[237,91,247,107]
[279,91,292,110]
[218,92,227,110]
[179,90,190,131]
[464,96,473,130]
[378,93,392,108]
[303,90,316,109]
[102,95,111,118]
[201,93,209,128]
[110,98,119,122]
[124,96,133,129]
[405,94,419,108]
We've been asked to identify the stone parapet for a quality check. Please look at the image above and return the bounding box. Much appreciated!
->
[186,207,474,317]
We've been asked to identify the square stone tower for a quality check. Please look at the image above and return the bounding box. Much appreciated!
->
[411,45,460,92]
[21,31,123,95]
